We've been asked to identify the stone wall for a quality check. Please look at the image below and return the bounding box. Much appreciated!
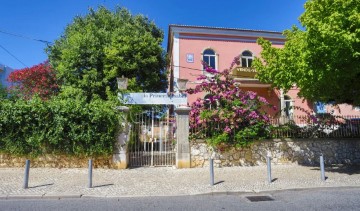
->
[3,139,360,169]
[0,154,113,168]
[191,139,360,167]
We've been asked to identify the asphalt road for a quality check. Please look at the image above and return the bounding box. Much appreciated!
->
[1,187,359,211]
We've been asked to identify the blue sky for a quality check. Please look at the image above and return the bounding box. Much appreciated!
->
[1,0,306,70]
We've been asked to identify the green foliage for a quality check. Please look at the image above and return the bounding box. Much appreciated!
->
[47,6,167,101]
[254,0,360,105]
[206,133,229,147]
[0,94,120,156]
[0,82,7,99]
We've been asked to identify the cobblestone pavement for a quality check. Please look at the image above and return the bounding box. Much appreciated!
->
[0,164,360,198]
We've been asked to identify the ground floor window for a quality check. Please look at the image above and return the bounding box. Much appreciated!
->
[284,95,293,118]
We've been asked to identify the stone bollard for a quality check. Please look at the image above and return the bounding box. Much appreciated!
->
[210,158,214,186]
[88,159,93,188]
[320,155,326,181]
[266,156,272,184]
[23,160,30,189]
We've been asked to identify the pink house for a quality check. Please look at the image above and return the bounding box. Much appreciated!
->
[167,24,360,118]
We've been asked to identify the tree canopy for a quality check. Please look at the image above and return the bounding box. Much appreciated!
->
[253,0,360,105]
[47,6,167,101]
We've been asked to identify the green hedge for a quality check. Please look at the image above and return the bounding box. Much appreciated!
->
[0,96,120,156]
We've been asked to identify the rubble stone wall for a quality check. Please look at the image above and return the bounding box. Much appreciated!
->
[191,139,360,167]
[0,154,113,168]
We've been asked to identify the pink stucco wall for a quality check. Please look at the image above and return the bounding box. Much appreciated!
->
[178,36,283,81]
[175,31,360,118]
[283,86,360,116]
[178,35,286,117]
[285,86,314,116]
[325,104,360,116]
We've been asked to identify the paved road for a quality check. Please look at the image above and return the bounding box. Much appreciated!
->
[1,187,359,211]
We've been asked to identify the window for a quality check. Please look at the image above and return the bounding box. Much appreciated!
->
[315,102,326,114]
[241,50,253,67]
[202,49,216,69]
[204,94,217,109]
[284,95,294,118]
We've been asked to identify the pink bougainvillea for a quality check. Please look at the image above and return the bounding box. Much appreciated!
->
[187,58,272,147]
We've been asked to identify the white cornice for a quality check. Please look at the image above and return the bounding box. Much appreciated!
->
[170,26,285,40]
[179,34,285,45]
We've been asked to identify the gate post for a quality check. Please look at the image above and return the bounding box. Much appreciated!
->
[113,106,130,169]
[175,106,191,168]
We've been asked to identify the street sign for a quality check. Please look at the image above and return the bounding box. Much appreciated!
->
[118,93,187,105]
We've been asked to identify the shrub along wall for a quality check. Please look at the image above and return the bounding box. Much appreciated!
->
[0,96,120,157]
[191,138,360,167]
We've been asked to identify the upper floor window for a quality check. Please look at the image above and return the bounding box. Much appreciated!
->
[202,49,216,69]
[241,50,253,67]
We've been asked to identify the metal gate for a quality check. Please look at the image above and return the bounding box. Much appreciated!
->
[128,108,176,167]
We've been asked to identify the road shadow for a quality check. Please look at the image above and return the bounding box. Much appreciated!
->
[92,183,114,188]
[214,180,224,185]
[29,183,54,189]
[271,178,278,183]
[308,165,360,175]
[127,166,173,170]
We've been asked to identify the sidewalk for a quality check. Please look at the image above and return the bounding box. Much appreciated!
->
[0,164,360,199]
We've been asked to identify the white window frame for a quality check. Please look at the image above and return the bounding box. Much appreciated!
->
[284,95,294,118]
[201,48,218,77]
[202,48,218,69]
[241,50,253,67]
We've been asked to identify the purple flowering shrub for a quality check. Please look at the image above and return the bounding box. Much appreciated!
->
[187,58,273,147]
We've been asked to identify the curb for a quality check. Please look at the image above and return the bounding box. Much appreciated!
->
[1,194,82,200]
[192,185,360,197]
[195,190,254,196]
[1,186,360,200]
[81,195,104,198]
[42,194,82,199]
[6,194,44,200]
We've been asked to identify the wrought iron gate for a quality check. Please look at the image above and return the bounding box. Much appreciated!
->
[128,108,176,167]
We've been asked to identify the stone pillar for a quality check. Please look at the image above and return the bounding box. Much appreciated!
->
[279,89,286,124]
[280,89,285,117]
[113,106,130,169]
[175,106,191,168]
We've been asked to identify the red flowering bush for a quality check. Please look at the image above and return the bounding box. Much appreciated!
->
[8,61,58,100]
[187,57,274,147]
